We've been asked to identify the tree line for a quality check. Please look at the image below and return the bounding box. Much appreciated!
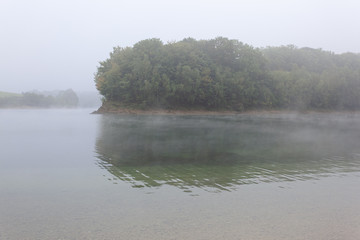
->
[95,37,360,111]
[0,89,79,108]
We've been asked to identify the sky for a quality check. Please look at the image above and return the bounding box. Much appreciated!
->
[1,0,359,93]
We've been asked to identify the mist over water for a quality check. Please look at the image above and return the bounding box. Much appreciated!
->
[95,113,360,192]
[1,109,360,239]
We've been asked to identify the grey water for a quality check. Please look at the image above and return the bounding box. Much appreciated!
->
[1,109,360,239]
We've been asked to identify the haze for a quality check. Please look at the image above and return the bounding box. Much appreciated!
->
[1,0,359,93]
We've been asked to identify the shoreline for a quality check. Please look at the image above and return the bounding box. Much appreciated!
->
[92,104,360,116]
[92,107,243,115]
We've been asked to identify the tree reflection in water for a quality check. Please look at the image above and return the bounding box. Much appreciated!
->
[95,114,360,192]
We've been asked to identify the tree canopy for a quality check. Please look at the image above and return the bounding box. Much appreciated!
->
[95,37,360,111]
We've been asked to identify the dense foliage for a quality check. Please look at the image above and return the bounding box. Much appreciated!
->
[0,89,79,108]
[95,37,360,111]
[263,46,360,110]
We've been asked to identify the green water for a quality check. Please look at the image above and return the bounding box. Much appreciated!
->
[1,110,360,239]
[96,114,360,192]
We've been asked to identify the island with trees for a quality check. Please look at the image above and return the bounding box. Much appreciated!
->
[94,37,360,113]
[0,89,79,108]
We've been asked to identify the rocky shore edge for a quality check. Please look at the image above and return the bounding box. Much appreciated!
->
[92,101,360,116]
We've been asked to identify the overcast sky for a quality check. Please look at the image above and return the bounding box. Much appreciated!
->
[1,0,359,93]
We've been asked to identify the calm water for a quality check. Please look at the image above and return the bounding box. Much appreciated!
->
[1,109,360,239]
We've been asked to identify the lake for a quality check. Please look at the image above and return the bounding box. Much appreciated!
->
[1,109,360,239]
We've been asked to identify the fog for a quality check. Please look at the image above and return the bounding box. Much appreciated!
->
[95,113,360,192]
[1,0,359,93]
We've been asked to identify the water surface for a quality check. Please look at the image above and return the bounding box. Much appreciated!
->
[1,109,360,239]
